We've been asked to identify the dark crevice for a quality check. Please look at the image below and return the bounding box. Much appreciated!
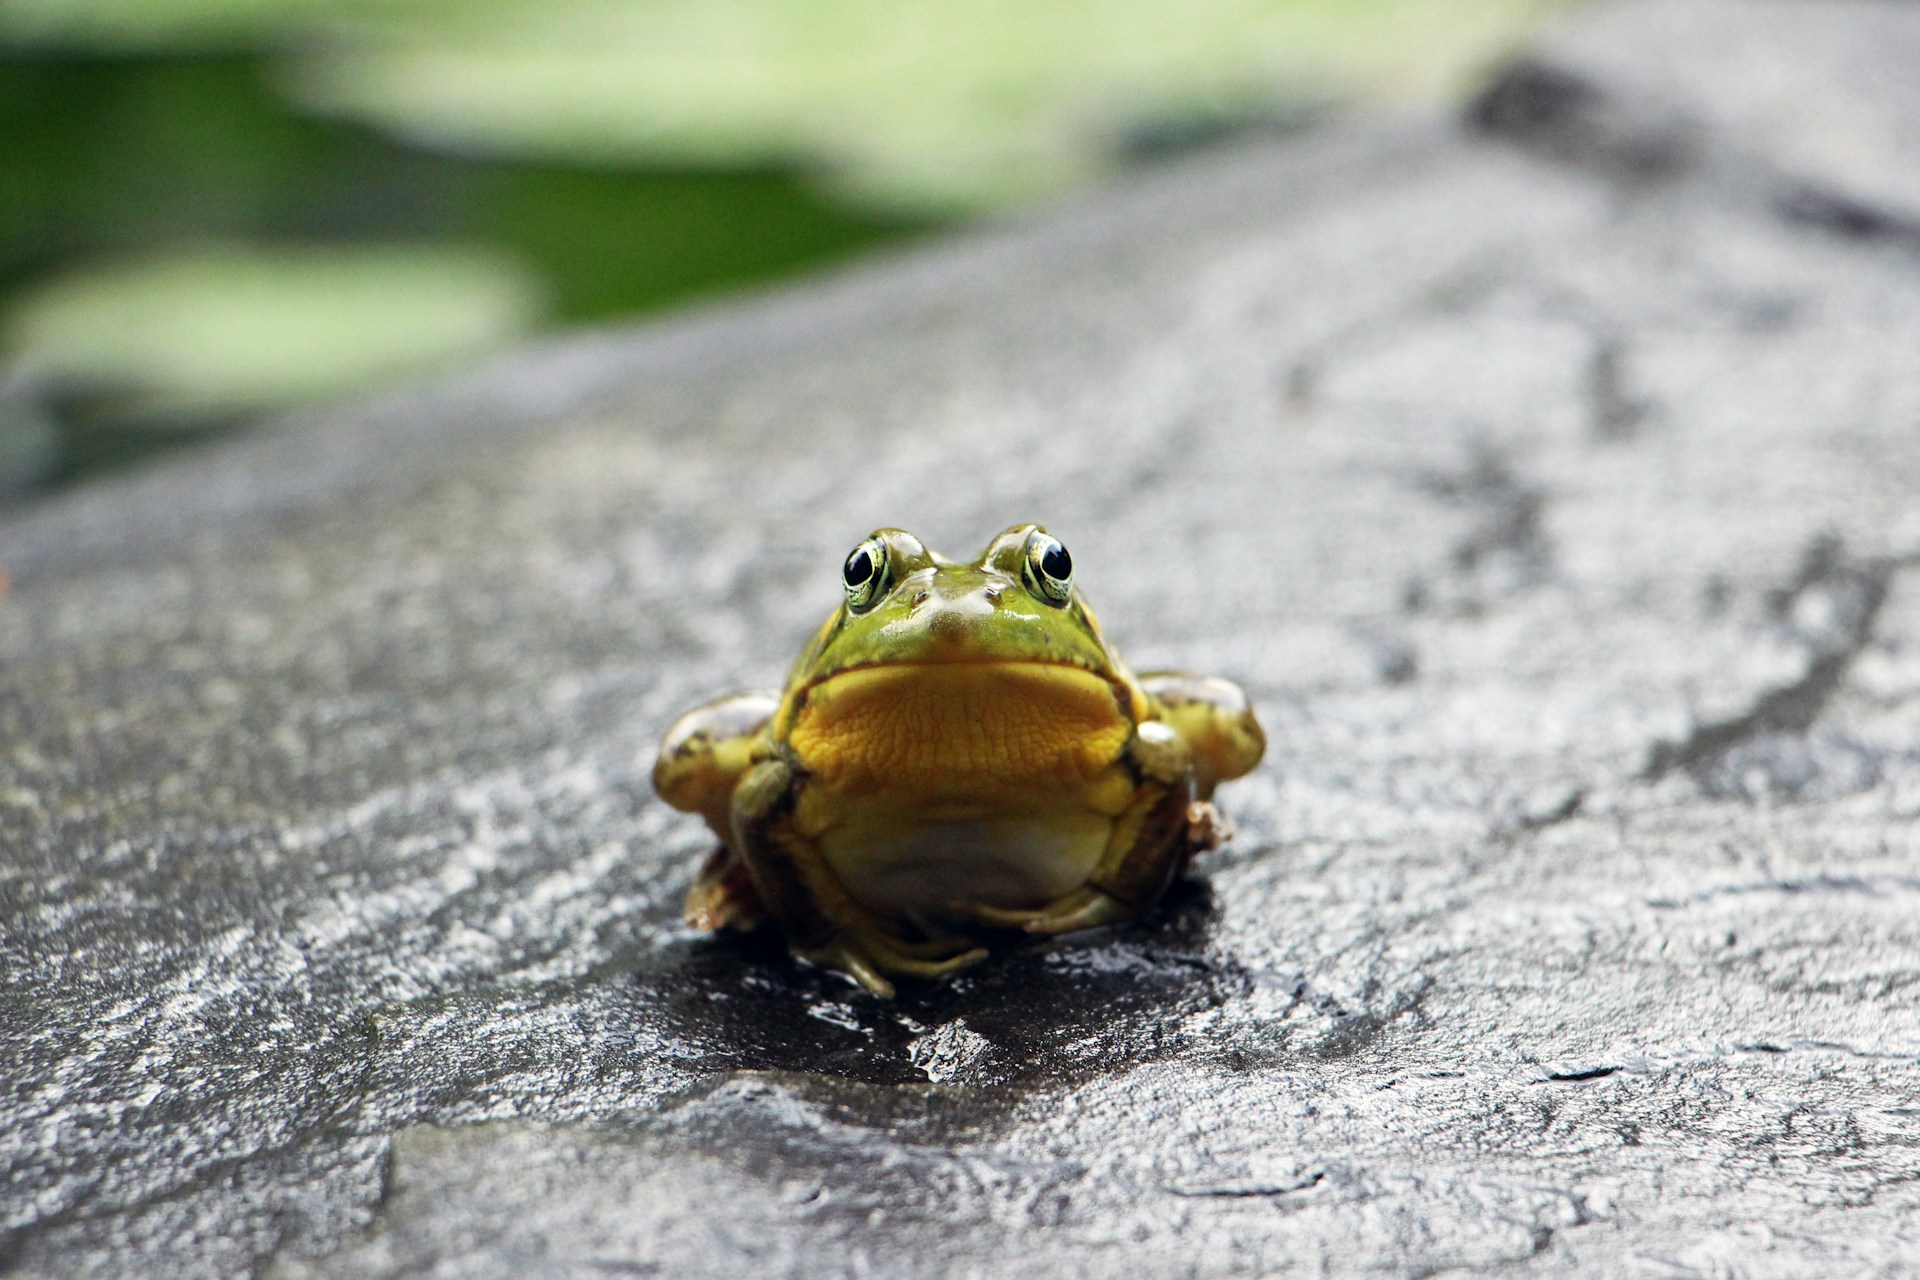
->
[1587,338,1649,441]
[1516,788,1586,833]
[1404,449,1554,617]
[1542,1065,1618,1083]
[1637,641,1866,779]
[1646,874,1920,910]
[1641,538,1897,784]
[1526,1190,1600,1263]
[1735,1039,1920,1064]
[1777,187,1920,252]
[1167,1170,1326,1200]
[1473,59,1920,260]
[1467,60,1694,184]
[1307,976,1435,1061]
[1765,532,1852,623]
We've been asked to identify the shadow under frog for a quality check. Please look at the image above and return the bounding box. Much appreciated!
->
[345,880,1249,1156]
[647,875,1250,1104]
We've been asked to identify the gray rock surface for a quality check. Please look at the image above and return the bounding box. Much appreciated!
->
[6,2,1920,1275]
[1477,0,1920,228]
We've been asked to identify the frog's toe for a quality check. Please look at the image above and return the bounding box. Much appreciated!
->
[1021,889,1133,935]
[951,900,1038,929]
[856,927,988,977]
[879,945,989,978]
[958,889,1131,936]
[797,939,897,998]
[796,934,987,995]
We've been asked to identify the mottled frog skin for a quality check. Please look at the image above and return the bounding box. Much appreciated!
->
[653,525,1264,996]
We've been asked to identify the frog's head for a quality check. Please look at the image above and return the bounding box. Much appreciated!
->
[792,525,1125,682]
[772,526,1150,767]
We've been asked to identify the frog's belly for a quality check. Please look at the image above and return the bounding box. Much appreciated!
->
[818,810,1113,925]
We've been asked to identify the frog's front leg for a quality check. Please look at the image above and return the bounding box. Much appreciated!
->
[1137,672,1265,799]
[730,757,987,997]
[654,691,780,931]
[960,721,1207,936]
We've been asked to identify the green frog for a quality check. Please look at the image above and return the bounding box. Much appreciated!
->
[652,524,1265,996]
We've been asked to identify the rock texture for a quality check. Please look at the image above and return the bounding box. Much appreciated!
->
[6,1,1920,1275]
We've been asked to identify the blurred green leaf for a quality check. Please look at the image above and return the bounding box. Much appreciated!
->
[0,0,456,51]
[0,53,926,487]
[0,57,457,290]
[294,0,1566,209]
[4,243,541,417]
[10,0,1563,210]
[0,56,924,320]
[0,0,1567,494]
[474,165,928,321]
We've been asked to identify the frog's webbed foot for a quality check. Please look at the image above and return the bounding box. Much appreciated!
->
[953,888,1132,936]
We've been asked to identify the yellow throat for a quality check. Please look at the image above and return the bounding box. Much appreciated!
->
[786,661,1131,797]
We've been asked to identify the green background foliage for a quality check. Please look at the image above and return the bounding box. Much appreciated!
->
[0,0,1559,494]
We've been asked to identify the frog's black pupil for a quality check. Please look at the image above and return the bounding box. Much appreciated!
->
[844,547,874,587]
[1041,542,1072,582]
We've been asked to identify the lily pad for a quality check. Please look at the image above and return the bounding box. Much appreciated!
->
[2,243,541,419]
[292,0,1560,209]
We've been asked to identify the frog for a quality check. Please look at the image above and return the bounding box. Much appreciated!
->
[652,524,1265,997]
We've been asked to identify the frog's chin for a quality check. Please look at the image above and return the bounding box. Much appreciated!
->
[786,660,1133,791]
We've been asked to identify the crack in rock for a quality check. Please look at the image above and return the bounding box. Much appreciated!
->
[1404,449,1554,617]
[1776,186,1920,253]
[1646,874,1920,910]
[1166,1171,1327,1200]
[1642,536,1896,792]
[1468,60,1695,184]
[1586,337,1650,441]
[1471,7,1920,259]
[1734,1040,1920,1064]
[1541,1065,1619,1084]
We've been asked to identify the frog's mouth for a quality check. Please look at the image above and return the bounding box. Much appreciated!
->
[786,661,1134,789]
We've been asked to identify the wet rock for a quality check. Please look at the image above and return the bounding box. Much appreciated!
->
[7,1,1920,1275]
[1474,0,1920,232]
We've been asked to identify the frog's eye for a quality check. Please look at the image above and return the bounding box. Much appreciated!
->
[1023,532,1073,606]
[842,537,889,612]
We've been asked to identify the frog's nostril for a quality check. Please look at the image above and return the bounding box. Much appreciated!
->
[983,587,1002,604]
[913,591,930,608]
